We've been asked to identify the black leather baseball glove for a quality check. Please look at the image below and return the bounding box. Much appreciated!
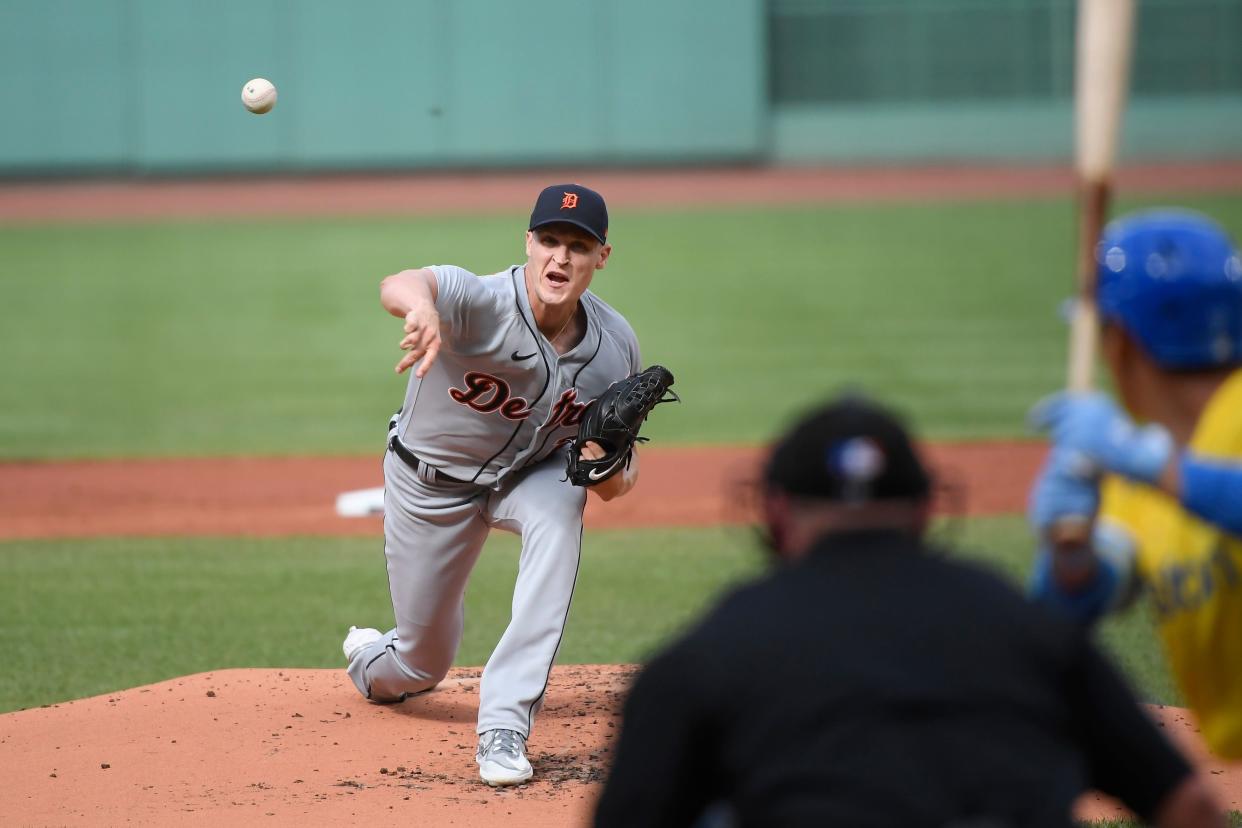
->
[567,365,677,486]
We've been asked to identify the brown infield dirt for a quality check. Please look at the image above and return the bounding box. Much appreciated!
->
[0,442,1042,540]
[4,161,1242,224]
[0,666,635,827]
[6,163,1242,823]
[0,666,1237,826]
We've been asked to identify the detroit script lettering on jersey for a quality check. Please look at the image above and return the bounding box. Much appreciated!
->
[395,264,641,488]
[449,372,589,426]
[449,372,534,420]
[547,388,588,429]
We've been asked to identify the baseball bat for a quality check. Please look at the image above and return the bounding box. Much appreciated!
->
[1066,0,1136,392]
[1052,0,1137,556]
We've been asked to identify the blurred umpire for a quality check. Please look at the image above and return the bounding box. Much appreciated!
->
[594,395,1220,828]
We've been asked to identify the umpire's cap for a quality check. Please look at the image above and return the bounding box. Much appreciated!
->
[765,395,932,504]
[529,184,608,244]
[1097,208,1242,369]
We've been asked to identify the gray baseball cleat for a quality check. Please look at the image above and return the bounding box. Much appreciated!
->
[476,728,533,786]
[342,625,382,662]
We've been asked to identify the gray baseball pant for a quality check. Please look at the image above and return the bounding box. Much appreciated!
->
[346,447,586,738]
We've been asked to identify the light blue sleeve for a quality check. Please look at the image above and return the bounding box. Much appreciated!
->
[1180,453,1242,537]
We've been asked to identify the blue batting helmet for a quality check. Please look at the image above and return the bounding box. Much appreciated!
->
[1096,209,1242,369]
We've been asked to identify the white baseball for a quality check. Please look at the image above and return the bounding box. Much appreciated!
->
[241,78,277,114]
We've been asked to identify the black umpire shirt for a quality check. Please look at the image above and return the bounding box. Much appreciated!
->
[594,530,1190,828]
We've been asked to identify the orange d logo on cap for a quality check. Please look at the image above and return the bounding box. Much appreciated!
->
[529,184,609,244]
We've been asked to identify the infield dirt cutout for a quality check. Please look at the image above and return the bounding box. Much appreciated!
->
[0,442,1041,540]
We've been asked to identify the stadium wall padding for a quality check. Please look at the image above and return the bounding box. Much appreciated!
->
[1,0,1238,174]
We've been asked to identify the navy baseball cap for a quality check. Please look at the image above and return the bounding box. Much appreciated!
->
[529,184,608,244]
[765,395,932,503]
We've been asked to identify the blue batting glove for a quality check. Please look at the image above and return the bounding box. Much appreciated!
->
[1028,447,1100,533]
[1027,450,1114,625]
[1028,391,1173,485]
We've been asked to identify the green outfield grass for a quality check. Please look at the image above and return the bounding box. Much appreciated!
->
[2,192,1240,459]
[1085,818,1242,828]
[0,517,1174,714]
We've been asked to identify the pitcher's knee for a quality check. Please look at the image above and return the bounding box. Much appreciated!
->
[363,668,442,704]
[350,645,447,703]
[367,675,439,704]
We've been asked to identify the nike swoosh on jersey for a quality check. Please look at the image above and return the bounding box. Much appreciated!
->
[511,350,538,361]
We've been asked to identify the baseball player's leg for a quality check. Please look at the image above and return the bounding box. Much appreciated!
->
[347,450,489,702]
[477,457,588,736]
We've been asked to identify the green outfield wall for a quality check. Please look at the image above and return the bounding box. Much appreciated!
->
[1,0,1238,174]
[769,0,1242,162]
[0,0,766,173]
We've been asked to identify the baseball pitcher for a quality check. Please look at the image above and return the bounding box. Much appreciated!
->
[342,184,674,786]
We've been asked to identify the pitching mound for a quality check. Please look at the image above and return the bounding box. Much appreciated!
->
[3,665,1239,826]
[1076,704,1242,821]
[0,665,636,826]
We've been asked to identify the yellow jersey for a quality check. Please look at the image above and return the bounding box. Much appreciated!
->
[1101,368,1242,759]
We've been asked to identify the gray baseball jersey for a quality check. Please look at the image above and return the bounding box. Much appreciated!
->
[347,263,640,744]
[392,264,640,487]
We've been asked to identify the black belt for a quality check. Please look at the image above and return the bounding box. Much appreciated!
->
[387,436,464,485]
